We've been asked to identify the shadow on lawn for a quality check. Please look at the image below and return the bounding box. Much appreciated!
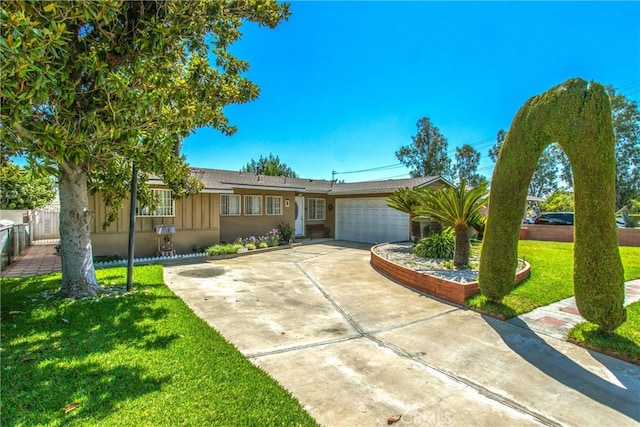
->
[484,315,640,422]
[1,275,178,425]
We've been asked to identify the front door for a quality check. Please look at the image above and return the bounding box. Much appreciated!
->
[294,196,305,236]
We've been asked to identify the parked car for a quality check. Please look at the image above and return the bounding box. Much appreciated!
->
[534,212,574,225]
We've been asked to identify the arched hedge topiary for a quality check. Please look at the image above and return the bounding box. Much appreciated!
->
[479,78,626,332]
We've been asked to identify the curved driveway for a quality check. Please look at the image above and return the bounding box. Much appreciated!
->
[163,241,639,426]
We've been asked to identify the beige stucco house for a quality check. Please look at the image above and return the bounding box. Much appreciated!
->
[89,168,448,258]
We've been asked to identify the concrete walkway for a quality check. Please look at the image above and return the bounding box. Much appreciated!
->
[509,279,640,340]
[1,243,61,278]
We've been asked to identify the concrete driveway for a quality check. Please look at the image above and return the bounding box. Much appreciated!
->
[163,241,639,426]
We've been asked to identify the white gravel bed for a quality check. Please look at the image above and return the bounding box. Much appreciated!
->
[373,241,480,283]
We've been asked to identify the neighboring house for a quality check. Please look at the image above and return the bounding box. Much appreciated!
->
[89,168,449,257]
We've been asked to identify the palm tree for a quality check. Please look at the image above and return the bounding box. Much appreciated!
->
[414,180,488,267]
[387,187,421,240]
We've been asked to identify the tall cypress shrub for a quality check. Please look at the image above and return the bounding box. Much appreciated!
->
[479,79,625,332]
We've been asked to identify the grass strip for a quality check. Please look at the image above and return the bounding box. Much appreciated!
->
[468,241,640,317]
[568,301,640,363]
[1,265,317,426]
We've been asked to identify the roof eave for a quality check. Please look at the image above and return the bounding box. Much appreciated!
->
[222,183,308,192]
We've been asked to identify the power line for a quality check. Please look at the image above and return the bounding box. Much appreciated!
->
[376,173,412,180]
[333,78,640,181]
[616,79,640,91]
[333,163,405,175]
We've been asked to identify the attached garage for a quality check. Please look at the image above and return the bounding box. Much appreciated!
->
[335,197,410,243]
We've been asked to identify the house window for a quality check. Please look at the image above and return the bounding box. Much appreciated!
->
[138,189,174,217]
[244,195,262,216]
[308,198,325,220]
[266,196,283,215]
[220,194,241,216]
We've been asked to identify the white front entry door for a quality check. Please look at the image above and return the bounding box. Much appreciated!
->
[294,196,305,236]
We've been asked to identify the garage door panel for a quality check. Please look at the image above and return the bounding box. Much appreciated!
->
[336,198,409,243]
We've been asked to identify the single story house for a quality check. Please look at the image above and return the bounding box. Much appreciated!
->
[89,168,449,258]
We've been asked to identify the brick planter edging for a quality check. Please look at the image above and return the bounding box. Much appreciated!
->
[370,244,531,305]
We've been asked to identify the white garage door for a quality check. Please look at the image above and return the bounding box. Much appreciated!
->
[335,198,410,243]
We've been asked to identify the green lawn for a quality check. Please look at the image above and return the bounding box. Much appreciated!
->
[468,241,640,316]
[467,241,640,361]
[1,265,317,426]
[569,301,640,361]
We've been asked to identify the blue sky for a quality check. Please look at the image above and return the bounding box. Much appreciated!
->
[182,1,640,182]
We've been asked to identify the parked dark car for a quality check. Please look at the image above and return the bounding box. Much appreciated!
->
[534,212,574,225]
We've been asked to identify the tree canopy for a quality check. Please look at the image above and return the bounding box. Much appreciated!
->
[413,180,487,267]
[608,86,639,208]
[540,189,574,212]
[454,144,485,186]
[396,117,453,180]
[0,1,290,297]
[0,162,56,210]
[241,153,298,177]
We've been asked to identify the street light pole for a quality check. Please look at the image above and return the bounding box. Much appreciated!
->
[126,162,138,292]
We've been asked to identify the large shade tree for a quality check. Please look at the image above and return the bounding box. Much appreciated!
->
[1,1,290,298]
[454,144,485,187]
[0,162,56,210]
[241,153,298,177]
[396,117,453,180]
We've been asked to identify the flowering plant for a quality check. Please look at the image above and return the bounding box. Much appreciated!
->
[235,229,282,249]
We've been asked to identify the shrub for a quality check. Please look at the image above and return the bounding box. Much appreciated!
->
[540,189,574,212]
[265,229,281,246]
[245,243,256,250]
[413,227,455,259]
[277,222,293,242]
[205,244,242,256]
[479,79,625,332]
[258,241,268,249]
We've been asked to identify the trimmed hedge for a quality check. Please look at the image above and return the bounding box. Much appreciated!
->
[479,78,626,332]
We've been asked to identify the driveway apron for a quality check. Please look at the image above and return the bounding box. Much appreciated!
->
[163,241,639,427]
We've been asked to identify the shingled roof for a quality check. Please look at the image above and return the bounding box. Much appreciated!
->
[185,168,445,194]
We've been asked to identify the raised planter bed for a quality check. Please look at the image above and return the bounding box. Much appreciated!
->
[370,244,530,305]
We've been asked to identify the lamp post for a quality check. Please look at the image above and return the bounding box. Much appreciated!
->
[126,162,138,292]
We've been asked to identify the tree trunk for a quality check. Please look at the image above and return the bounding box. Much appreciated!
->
[58,162,101,298]
[453,223,470,267]
[410,214,421,242]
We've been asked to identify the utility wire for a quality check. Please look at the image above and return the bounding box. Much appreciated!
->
[333,163,405,175]
[334,78,640,180]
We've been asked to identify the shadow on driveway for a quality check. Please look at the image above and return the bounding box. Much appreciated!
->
[485,315,640,422]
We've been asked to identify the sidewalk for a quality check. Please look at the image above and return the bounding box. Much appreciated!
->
[1,243,61,278]
[509,279,640,339]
